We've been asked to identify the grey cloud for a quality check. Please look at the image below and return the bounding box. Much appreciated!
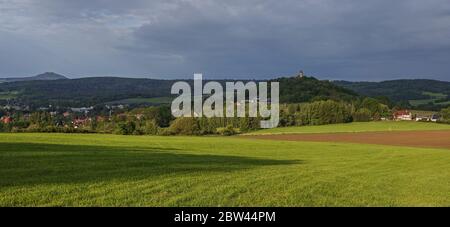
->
[0,0,449,80]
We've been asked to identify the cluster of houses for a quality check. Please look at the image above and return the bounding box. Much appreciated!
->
[393,110,440,122]
[0,103,128,125]
[0,112,137,129]
[0,116,12,124]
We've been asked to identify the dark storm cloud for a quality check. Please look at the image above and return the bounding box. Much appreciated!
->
[0,0,449,80]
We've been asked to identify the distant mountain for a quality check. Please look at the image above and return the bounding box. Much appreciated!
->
[0,74,359,108]
[0,72,67,83]
[334,79,450,109]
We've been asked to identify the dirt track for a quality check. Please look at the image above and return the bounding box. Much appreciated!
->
[247,130,450,149]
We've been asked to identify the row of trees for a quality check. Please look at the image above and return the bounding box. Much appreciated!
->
[112,98,389,135]
[1,98,448,135]
[113,115,260,136]
[0,105,259,135]
[278,98,391,127]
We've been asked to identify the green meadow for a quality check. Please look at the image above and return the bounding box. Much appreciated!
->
[106,97,173,105]
[0,91,19,100]
[1,121,450,207]
[409,92,449,107]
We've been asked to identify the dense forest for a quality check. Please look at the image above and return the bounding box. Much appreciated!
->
[275,76,358,103]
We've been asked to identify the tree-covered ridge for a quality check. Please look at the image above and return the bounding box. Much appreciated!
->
[0,75,360,108]
[0,77,175,107]
[334,79,450,102]
[275,76,359,103]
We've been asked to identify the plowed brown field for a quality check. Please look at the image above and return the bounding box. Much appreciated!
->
[247,130,450,149]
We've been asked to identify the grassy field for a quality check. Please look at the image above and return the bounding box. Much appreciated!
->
[409,91,449,107]
[1,122,450,206]
[0,91,18,100]
[245,121,450,135]
[106,97,173,105]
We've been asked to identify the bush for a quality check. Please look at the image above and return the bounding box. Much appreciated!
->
[168,117,201,135]
[157,128,172,136]
[95,121,115,134]
[114,121,136,135]
[26,124,41,132]
[352,108,372,122]
[144,120,159,135]
[0,122,12,132]
[216,125,240,136]
[440,107,450,123]
[10,127,24,133]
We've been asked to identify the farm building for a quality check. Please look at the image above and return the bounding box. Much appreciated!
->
[415,113,432,122]
[431,114,440,122]
[0,116,12,124]
[393,110,412,121]
[415,116,430,122]
[411,111,441,122]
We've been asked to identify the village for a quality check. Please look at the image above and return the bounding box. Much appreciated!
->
[0,104,128,130]
[392,110,441,122]
[0,104,444,130]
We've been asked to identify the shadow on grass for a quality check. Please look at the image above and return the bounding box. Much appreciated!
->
[0,142,301,187]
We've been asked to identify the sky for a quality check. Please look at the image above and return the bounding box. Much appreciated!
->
[1,0,450,81]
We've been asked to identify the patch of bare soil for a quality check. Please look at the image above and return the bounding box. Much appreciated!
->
[247,130,450,149]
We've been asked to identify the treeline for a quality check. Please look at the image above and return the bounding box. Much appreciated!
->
[113,117,261,136]
[0,97,399,136]
[278,98,391,127]
[0,105,260,136]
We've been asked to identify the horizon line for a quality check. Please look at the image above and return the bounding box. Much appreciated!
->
[1,72,449,83]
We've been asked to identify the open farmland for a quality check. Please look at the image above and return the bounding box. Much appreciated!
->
[1,121,450,207]
[247,130,450,149]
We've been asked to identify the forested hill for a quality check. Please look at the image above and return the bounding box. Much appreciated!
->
[0,75,359,108]
[0,77,175,107]
[275,76,358,103]
[334,79,450,101]
[334,79,450,109]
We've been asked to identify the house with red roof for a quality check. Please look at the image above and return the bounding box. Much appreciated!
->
[0,116,12,124]
[393,110,412,121]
